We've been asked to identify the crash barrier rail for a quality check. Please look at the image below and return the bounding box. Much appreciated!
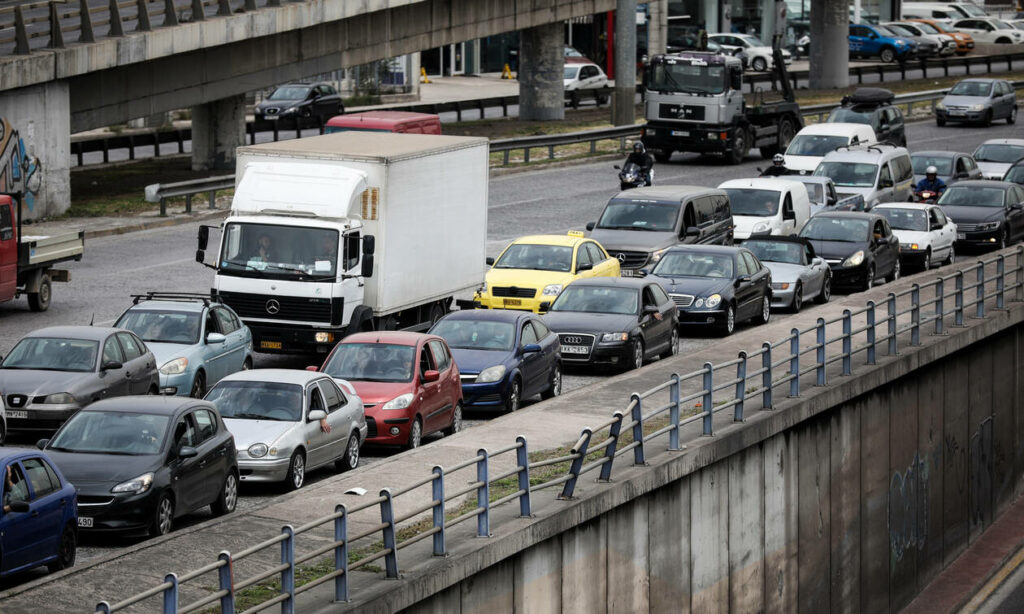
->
[96,246,1024,613]
[143,175,234,216]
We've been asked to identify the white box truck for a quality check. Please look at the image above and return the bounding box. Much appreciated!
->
[197,132,489,355]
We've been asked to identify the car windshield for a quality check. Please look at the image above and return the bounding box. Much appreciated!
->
[219,222,339,280]
[800,217,871,242]
[814,162,879,187]
[884,25,914,37]
[1004,166,1024,184]
[267,86,310,101]
[205,381,303,422]
[911,156,953,176]
[915,22,940,34]
[49,411,169,455]
[597,200,680,231]
[995,20,1014,30]
[877,208,929,232]
[493,244,573,272]
[938,187,1005,207]
[647,61,727,95]
[786,134,851,157]
[873,25,898,37]
[116,310,201,345]
[743,240,805,265]
[430,319,515,351]
[724,189,780,216]
[549,286,639,315]
[652,252,734,278]
[737,35,767,46]
[0,337,98,372]
[564,66,580,79]
[973,144,1024,164]
[949,81,993,97]
[827,107,873,126]
[322,343,416,383]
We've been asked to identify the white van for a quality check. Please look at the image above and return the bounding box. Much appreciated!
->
[717,178,812,241]
[901,3,961,25]
[783,123,877,175]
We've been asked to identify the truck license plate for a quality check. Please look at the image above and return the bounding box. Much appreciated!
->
[563,345,589,355]
[957,233,966,240]
[6,410,27,419]
[78,517,93,528]
[260,341,283,350]
[671,130,690,137]
[503,298,522,306]
[621,269,636,277]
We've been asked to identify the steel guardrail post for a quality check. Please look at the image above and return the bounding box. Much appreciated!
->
[1017,246,1024,302]
[95,604,111,614]
[217,551,235,613]
[162,573,178,614]
[137,0,152,31]
[599,411,624,481]
[560,428,592,499]
[379,490,399,578]
[976,262,985,318]
[789,330,800,397]
[911,284,921,346]
[515,436,532,516]
[842,309,852,375]
[191,0,206,21]
[735,352,746,421]
[334,505,349,602]
[761,342,772,409]
[956,270,965,326]
[430,467,446,554]
[815,318,826,386]
[281,526,295,613]
[887,293,897,356]
[79,0,95,42]
[997,255,1005,309]
[14,6,29,55]
[935,278,945,335]
[630,393,647,464]
[669,373,681,449]
[476,449,490,537]
[702,364,713,435]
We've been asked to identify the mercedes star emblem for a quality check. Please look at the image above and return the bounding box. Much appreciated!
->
[617,253,626,263]
[266,299,281,315]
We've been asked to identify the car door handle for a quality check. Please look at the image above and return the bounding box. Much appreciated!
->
[30,510,39,517]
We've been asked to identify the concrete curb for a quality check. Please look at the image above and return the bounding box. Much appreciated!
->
[79,209,229,240]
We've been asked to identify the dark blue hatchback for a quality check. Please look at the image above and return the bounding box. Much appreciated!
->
[0,448,78,577]
[429,310,562,412]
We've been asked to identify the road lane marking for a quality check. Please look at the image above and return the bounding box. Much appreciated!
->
[961,543,1024,613]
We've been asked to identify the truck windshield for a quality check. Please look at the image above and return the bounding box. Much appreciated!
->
[723,189,781,216]
[321,343,417,383]
[786,135,850,157]
[814,162,879,188]
[648,62,726,95]
[219,223,339,280]
[597,201,679,232]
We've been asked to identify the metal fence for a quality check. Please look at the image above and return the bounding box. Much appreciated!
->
[95,246,1024,613]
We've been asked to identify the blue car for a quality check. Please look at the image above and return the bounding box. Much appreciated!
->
[1,449,78,577]
[114,293,254,398]
[428,310,561,412]
[849,23,916,63]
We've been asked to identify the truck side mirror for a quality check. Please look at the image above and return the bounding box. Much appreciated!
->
[197,226,209,251]
[196,249,205,264]
[486,257,495,266]
[361,254,374,278]
[362,235,376,256]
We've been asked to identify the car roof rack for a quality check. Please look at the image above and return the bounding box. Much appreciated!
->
[841,87,895,107]
[131,292,214,306]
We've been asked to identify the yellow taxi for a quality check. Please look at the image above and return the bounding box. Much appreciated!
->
[475,231,620,312]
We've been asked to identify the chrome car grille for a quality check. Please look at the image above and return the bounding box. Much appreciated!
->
[557,333,596,360]
[218,290,332,322]
[77,496,114,507]
[956,223,979,232]
[612,250,650,269]
[460,374,478,383]
[491,286,537,298]
[670,294,695,308]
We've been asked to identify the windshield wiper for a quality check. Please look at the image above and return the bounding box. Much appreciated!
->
[230,412,279,420]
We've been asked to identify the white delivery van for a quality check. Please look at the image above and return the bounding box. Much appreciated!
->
[900,3,962,25]
[783,123,878,174]
[717,178,812,241]
[198,132,489,355]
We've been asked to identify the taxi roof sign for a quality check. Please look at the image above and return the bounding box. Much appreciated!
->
[567,230,585,238]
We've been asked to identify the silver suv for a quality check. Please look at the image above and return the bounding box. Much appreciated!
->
[812,144,914,209]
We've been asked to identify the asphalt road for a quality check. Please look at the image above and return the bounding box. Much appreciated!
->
[1,116,1021,570]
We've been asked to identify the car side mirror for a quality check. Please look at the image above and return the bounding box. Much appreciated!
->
[734,275,751,287]
[637,268,650,277]
[586,222,595,231]
[307,409,327,422]
[1012,203,1024,211]
[422,370,440,383]
[812,257,825,266]
[783,209,796,221]
[576,262,593,272]
[642,304,660,316]
[7,500,29,513]
[613,165,621,170]
[101,360,123,371]
[36,438,49,450]
[178,446,198,459]
[521,343,542,354]
[305,365,319,372]
[206,332,226,345]
[685,226,701,237]
[485,257,495,266]
[361,254,374,278]
[538,301,551,313]
[197,226,209,251]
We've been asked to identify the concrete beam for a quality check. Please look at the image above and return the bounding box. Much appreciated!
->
[518,23,564,122]
[190,94,245,171]
[808,0,849,89]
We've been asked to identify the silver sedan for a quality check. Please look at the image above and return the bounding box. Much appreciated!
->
[204,369,367,490]
[743,237,832,312]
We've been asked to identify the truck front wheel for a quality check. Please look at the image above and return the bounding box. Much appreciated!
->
[725,128,749,165]
[28,274,51,312]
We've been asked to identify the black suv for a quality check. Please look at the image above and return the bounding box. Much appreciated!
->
[254,82,345,128]
[826,88,907,148]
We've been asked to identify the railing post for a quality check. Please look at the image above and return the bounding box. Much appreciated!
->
[48,1,65,48]
[997,255,1005,310]
[815,318,826,386]
[560,428,593,499]
[668,373,681,450]
[887,293,897,356]
[788,329,800,397]
[761,342,772,409]
[476,449,491,536]
[935,278,945,335]
[599,411,624,481]
[841,309,852,376]
[136,0,152,31]
[378,490,400,578]
[976,261,985,319]
[911,284,921,346]
[162,573,179,614]
[515,436,532,517]
[701,363,713,435]
[1016,246,1024,302]
[218,551,235,613]
[734,351,746,422]
[630,393,647,464]
[955,270,965,326]
[163,0,179,26]
[333,506,349,602]
[430,467,446,555]
[280,526,295,614]
[191,0,206,21]
[867,300,877,365]
[79,0,95,42]
[14,6,30,55]
[108,0,123,36]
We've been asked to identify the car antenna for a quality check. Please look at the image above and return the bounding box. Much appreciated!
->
[89,313,95,326]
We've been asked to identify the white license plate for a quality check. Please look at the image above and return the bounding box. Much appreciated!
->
[621,269,636,277]
[671,130,689,137]
[265,115,279,121]
[949,112,965,117]
[562,345,589,355]
[958,233,966,240]
[78,517,93,528]
[6,410,27,419]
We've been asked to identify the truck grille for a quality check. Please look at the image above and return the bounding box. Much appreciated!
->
[218,291,331,323]
[670,294,695,308]
[491,287,537,298]
[658,103,706,121]
[611,250,650,269]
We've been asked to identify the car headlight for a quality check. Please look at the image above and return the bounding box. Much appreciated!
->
[771,282,791,290]
[649,248,670,264]
[111,472,154,495]
[280,106,298,115]
[159,357,189,375]
[977,222,1001,231]
[600,332,629,342]
[248,443,269,458]
[842,250,865,268]
[382,393,414,410]
[936,102,946,110]
[475,365,507,383]
[41,392,76,404]
[751,222,771,234]
[896,41,906,47]
[705,294,722,309]
[694,297,705,308]
[902,243,921,251]
[970,104,985,112]
[542,284,563,296]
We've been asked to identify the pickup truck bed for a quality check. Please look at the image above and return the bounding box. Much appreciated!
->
[18,232,85,270]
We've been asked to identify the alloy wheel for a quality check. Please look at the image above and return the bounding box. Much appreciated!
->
[506,381,521,412]
[725,305,736,334]
[156,496,173,536]
[632,340,644,370]
[290,454,305,489]
[408,419,423,449]
[222,473,238,513]
[346,435,360,468]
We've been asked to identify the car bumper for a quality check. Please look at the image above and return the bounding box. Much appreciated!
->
[936,108,990,122]
[460,380,509,408]
[957,229,1004,246]
[475,294,547,313]
[159,371,195,396]
[770,286,797,308]
[4,404,82,432]
[828,263,871,288]
[642,123,736,154]
[237,457,292,483]
[75,488,161,532]
[560,341,633,367]
[899,249,930,265]
[677,308,728,327]
[364,409,417,445]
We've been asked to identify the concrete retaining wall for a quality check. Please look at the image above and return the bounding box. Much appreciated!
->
[0,81,69,218]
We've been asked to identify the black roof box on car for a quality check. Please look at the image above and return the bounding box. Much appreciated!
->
[841,87,895,107]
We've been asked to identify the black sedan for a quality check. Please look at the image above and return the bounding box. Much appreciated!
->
[644,245,771,336]
[799,212,901,291]
[254,82,344,127]
[0,326,159,433]
[39,396,238,536]
[938,180,1024,250]
[540,278,677,371]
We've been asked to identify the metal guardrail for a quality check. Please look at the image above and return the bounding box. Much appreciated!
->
[96,247,1024,613]
[143,175,234,216]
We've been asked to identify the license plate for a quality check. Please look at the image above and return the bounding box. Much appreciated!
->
[671,130,689,137]
[621,269,636,277]
[950,111,965,116]
[503,298,522,306]
[563,345,589,355]
[958,233,966,240]
[78,517,93,528]
[6,410,27,419]
[265,115,279,121]
[260,340,283,350]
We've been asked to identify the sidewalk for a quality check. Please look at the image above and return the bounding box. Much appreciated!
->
[21,203,229,241]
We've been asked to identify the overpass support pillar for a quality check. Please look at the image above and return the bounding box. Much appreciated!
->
[647,0,667,57]
[191,95,245,171]
[519,23,564,121]
[809,0,849,89]
[613,0,638,126]
[0,82,70,220]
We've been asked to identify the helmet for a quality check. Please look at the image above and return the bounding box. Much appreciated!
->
[926,165,938,176]
[772,153,785,166]
[633,142,646,154]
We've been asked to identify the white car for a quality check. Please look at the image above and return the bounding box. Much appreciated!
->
[718,178,812,241]
[874,203,957,271]
[884,22,958,56]
[563,61,609,103]
[951,18,1024,44]
[708,33,792,72]
[784,123,877,175]
[973,139,1024,180]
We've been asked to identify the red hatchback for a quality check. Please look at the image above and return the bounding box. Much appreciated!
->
[316,332,462,448]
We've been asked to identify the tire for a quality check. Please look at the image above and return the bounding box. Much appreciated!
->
[189,371,206,399]
[863,265,875,292]
[654,151,672,163]
[541,364,562,400]
[761,116,797,159]
[752,56,768,72]
[1009,106,1017,125]
[337,434,360,471]
[285,451,305,491]
[726,127,749,165]
[944,244,956,266]
[999,229,1009,250]
[983,109,993,127]
[659,326,680,359]
[407,417,423,450]
[27,274,51,312]
[149,493,174,537]
[211,471,238,516]
[428,302,446,326]
[936,116,946,127]
[0,419,6,446]
[887,258,901,283]
[921,250,932,272]
[443,403,463,436]
[505,378,521,413]
[628,339,645,371]
[815,274,832,304]
[242,357,253,370]
[791,283,803,313]
[755,295,771,325]
[720,304,736,336]
[880,47,896,63]
[47,524,77,573]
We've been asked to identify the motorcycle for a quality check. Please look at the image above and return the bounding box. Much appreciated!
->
[913,189,941,204]
[615,162,650,191]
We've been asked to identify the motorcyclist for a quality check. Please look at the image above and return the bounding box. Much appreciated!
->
[760,154,791,177]
[625,142,654,186]
[915,166,947,197]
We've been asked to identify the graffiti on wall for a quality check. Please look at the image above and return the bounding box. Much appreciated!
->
[0,118,42,211]
[889,453,929,562]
